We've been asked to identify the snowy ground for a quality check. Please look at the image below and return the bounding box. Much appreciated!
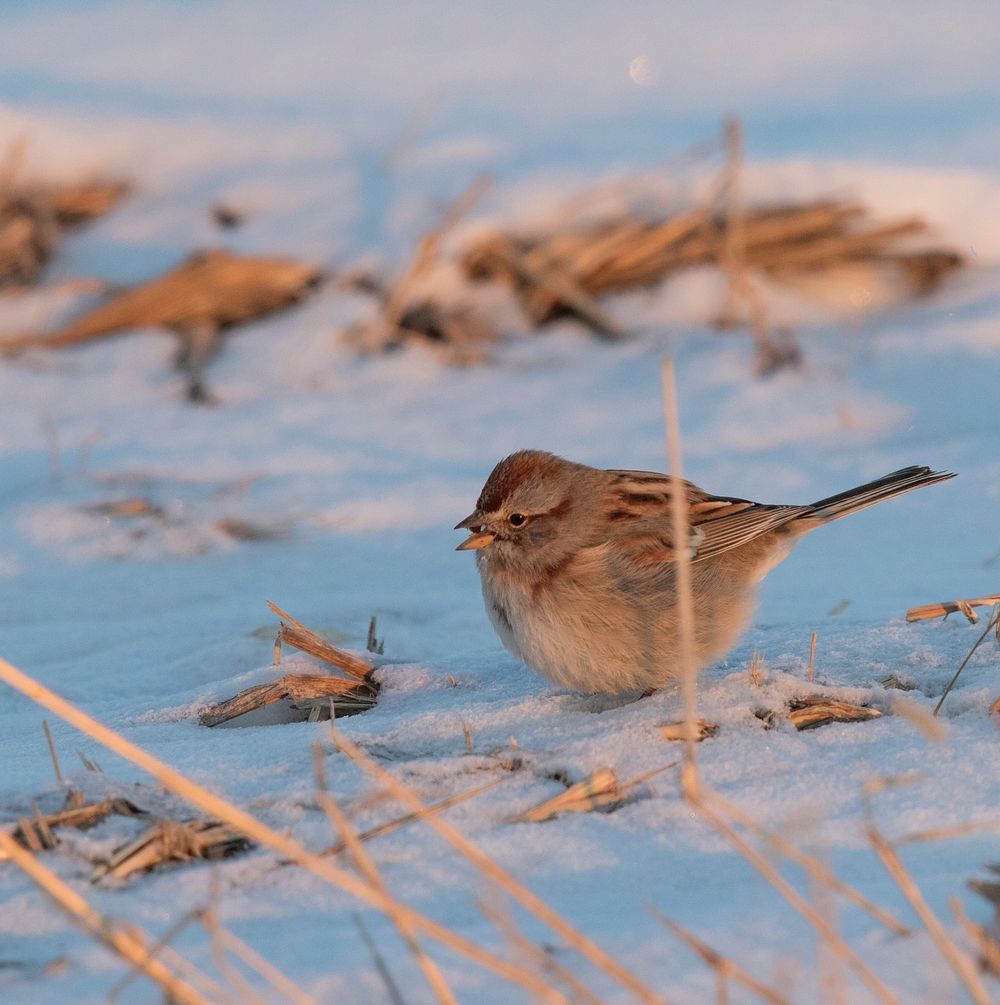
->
[2,3,1000,1003]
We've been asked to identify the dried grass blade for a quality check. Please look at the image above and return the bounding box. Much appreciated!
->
[649,906,790,1005]
[0,828,212,1005]
[865,819,992,1004]
[707,788,909,936]
[516,768,622,823]
[906,594,1000,622]
[933,604,1000,717]
[695,789,900,1004]
[479,898,608,1005]
[319,777,503,858]
[329,724,671,1005]
[662,358,699,795]
[950,897,1000,978]
[312,745,459,1005]
[266,601,373,680]
[207,921,320,1005]
[788,698,880,731]
[0,655,570,1004]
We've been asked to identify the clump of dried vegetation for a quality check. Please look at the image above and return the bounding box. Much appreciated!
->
[345,121,963,374]
[200,602,379,727]
[1,249,325,401]
[0,137,129,289]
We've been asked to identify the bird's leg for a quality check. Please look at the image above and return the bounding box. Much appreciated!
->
[173,321,221,404]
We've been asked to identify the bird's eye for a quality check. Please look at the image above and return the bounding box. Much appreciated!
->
[508,513,527,527]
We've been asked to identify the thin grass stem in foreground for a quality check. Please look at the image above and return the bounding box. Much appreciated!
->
[0,654,571,1005]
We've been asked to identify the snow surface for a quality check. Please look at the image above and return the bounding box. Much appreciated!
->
[2,3,1000,1003]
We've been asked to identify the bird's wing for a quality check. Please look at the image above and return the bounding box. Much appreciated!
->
[603,469,811,563]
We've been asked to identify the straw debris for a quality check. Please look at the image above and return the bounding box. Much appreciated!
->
[200,673,377,727]
[906,593,1000,623]
[345,125,961,378]
[0,138,129,288]
[201,602,378,726]
[0,249,324,401]
[659,719,720,742]
[515,764,672,823]
[92,818,251,883]
[4,790,142,857]
[787,697,881,730]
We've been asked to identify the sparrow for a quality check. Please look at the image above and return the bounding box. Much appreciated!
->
[456,450,954,694]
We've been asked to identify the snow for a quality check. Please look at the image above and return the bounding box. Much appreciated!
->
[2,3,1000,1003]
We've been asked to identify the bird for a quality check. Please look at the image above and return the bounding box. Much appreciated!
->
[455,450,954,695]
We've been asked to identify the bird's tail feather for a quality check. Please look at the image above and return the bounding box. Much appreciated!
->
[809,466,955,522]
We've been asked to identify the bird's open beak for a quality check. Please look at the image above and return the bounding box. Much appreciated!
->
[456,530,495,551]
[454,512,496,551]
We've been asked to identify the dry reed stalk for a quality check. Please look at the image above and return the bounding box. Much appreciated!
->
[515,763,673,824]
[16,815,50,851]
[516,768,621,823]
[312,744,459,1005]
[691,789,900,1004]
[105,908,238,1005]
[367,615,384,655]
[737,202,866,251]
[353,912,408,1005]
[358,174,492,355]
[0,250,324,401]
[661,358,700,795]
[42,719,63,785]
[969,868,1000,908]
[659,720,719,742]
[895,819,1000,846]
[749,652,763,687]
[4,794,140,858]
[318,777,503,858]
[933,603,1000,717]
[474,236,629,340]
[755,218,926,270]
[787,698,881,730]
[0,250,323,354]
[76,748,102,772]
[200,673,376,727]
[950,897,1000,978]
[328,724,671,1005]
[808,856,847,1005]
[706,788,909,936]
[864,807,992,1004]
[719,117,747,326]
[92,818,251,883]
[0,827,213,1005]
[267,601,373,681]
[807,633,817,683]
[0,655,571,1004]
[906,594,1000,623]
[479,897,609,1005]
[199,904,270,1005]
[700,127,800,380]
[880,673,915,691]
[32,805,57,849]
[649,906,790,1005]
[42,180,130,228]
[203,913,320,1005]
[888,696,946,742]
